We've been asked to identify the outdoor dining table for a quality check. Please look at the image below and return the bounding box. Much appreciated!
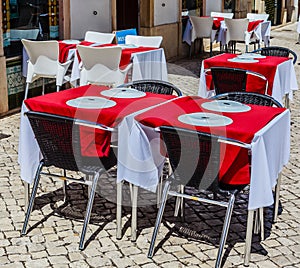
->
[58,40,168,85]
[199,53,298,105]
[117,95,290,265]
[183,17,271,48]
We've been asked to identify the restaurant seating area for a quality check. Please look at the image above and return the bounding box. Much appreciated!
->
[1,20,299,268]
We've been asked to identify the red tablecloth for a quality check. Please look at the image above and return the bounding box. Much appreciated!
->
[24,85,176,157]
[248,20,263,32]
[58,41,77,63]
[203,53,289,95]
[135,96,286,185]
[66,41,157,68]
[212,17,224,30]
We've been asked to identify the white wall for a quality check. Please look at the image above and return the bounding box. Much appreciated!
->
[70,0,111,40]
[205,0,222,16]
[154,0,179,26]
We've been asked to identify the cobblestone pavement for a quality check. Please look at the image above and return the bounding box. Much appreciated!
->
[0,23,300,268]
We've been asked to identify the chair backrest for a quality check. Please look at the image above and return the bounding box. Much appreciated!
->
[224,18,249,42]
[210,12,234,18]
[118,80,182,96]
[246,13,269,22]
[84,31,115,44]
[210,67,268,95]
[114,28,137,44]
[159,126,220,190]
[26,111,117,172]
[77,45,122,70]
[21,39,58,64]
[189,16,214,42]
[252,46,297,64]
[211,92,282,107]
[26,111,80,171]
[125,35,163,48]
[210,67,247,95]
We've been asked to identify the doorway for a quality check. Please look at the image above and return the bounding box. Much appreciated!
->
[116,0,139,30]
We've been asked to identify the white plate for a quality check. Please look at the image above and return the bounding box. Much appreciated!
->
[201,100,251,113]
[178,112,233,127]
[228,57,259,63]
[62,39,80,45]
[101,88,146,98]
[237,53,266,59]
[66,97,116,109]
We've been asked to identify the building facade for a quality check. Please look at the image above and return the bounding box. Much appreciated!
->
[0,0,297,115]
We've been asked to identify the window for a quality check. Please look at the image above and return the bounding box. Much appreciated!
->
[2,0,59,57]
[182,0,203,16]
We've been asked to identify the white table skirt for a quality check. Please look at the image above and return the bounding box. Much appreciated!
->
[70,48,168,86]
[117,108,290,210]
[198,59,298,105]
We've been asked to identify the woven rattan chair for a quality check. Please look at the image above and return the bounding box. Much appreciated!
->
[208,67,268,95]
[211,91,283,224]
[251,46,297,64]
[118,80,182,96]
[21,111,117,250]
[147,126,249,267]
[211,91,282,107]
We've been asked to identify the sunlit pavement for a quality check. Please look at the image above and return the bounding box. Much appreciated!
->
[0,22,299,267]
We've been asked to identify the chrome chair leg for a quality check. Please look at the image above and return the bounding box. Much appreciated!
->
[21,161,44,235]
[79,171,100,250]
[62,169,68,204]
[244,209,255,266]
[24,181,30,211]
[259,208,264,240]
[116,182,122,239]
[131,185,138,241]
[274,172,282,223]
[148,180,171,258]
[42,78,45,95]
[215,193,235,268]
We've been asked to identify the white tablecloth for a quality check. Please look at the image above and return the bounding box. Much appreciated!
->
[70,48,168,86]
[198,58,298,104]
[117,106,290,210]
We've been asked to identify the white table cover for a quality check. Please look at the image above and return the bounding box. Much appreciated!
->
[117,106,290,210]
[198,58,298,104]
[70,48,168,86]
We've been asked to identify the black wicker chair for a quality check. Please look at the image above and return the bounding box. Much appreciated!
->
[208,67,268,95]
[251,46,297,64]
[21,111,117,250]
[118,80,182,96]
[210,91,282,107]
[148,126,250,267]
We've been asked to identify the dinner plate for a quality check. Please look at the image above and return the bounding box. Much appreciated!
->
[66,97,116,109]
[228,57,259,63]
[237,53,266,59]
[62,39,80,45]
[101,88,146,98]
[201,100,251,113]
[178,112,233,127]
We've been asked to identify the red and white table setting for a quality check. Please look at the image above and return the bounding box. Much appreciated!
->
[199,53,298,104]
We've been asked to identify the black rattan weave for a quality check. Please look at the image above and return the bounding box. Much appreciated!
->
[210,67,247,95]
[118,80,182,96]
[252,46,297,64]
[211,91,283,107]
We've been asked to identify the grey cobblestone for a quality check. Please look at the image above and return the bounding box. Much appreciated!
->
[0,22,300,267]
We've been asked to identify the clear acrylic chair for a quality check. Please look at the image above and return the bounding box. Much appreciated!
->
[22,39,72,99]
